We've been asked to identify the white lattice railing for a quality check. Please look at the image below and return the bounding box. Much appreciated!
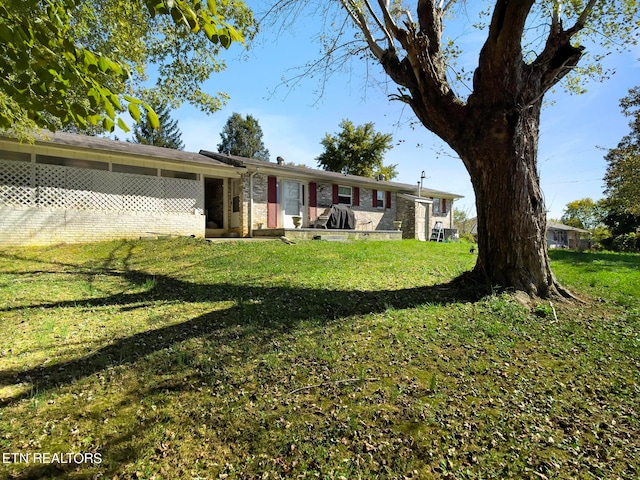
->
[0,159,203,214]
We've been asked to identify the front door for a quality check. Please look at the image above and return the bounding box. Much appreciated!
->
[282,180,302,228]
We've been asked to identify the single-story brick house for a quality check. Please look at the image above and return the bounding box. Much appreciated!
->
[199,151,462,240]
[0,131,462,246]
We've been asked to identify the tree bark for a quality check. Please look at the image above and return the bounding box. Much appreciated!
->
[459,100,561,297]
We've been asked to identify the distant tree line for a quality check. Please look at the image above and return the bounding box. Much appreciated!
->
[561,87,640,252]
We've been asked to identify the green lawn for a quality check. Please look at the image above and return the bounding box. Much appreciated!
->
[0,238,638,479]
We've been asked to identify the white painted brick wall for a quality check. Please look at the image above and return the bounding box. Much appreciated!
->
[0,206,205,246]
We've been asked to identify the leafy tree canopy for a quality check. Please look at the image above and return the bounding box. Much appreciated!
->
[317,119,397,180]
[602,86,640,235]
[1,0,255,140]
[560,198,606,230]
[131,99,184,150]
[217,113,270,160]
[603,87,640,217]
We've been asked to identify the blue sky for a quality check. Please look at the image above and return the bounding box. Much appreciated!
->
[154,1,640,220]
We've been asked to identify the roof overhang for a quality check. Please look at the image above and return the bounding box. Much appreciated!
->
[1,131,241,176]
[200,150,465,197]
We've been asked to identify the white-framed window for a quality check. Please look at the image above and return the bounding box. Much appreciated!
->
[338,185,352,205]
[376,190,385,209]
[553,230,567,246]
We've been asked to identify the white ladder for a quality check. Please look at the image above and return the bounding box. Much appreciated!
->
[430,221,444,242]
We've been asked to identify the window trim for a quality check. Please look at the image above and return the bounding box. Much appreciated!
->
[433,198,449,215]
[376,190,385,209]
[337,185,353,206]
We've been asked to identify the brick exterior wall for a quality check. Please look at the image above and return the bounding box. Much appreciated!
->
[396,195,417,239]
[351,186,396,231]
[0,206,205,246]
[395,195,457,240]
[248,175,398,231]
[432,206,454,231]
[250,174,269,231]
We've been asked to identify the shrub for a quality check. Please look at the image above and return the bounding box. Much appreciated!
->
[611,232,640,252]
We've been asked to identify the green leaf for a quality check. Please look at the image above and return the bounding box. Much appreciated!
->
[117,117,130,132]
[110,93,123,112]
[123,95,145,105]
[87,88,101,108]
[203,22,217,41]
[98,56,110,73]
[0,23,13,42]
[108,58,124,76]
[103,98,116,120]
[219,32,231,49]
[146,107,160,130]
[83,49,97,68]
[103,117,115,132]
[128,103,141,122]
[207,0,217,15]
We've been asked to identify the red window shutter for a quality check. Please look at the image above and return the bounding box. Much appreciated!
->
[309,182,317,219]
[372,189,377,208]
[386,191,391,209]
[267,176,278,228]
[353,187,360,206]
[442,198,447,213]
[332,184,339,204]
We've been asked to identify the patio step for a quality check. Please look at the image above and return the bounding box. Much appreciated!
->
[314,234,349,242]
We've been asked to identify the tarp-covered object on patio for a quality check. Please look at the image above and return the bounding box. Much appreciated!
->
[324,205,355,229]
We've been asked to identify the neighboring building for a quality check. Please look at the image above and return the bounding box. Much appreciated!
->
[0,132,463,246]
[547,222,591,249]
[466,218,592,250]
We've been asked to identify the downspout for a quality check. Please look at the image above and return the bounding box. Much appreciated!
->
[248,171,257,237]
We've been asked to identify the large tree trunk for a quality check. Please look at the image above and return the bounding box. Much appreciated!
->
[459,100,562,297]
[349,0,592,298]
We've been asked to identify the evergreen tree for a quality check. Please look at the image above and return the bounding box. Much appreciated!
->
[317,120,396,180]
[218,113,270,160]
[131,100,184,150]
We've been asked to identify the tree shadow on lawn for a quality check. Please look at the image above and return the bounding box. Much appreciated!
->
[0,264,485,406]
[0,248,490,478]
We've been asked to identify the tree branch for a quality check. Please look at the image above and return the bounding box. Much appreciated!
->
[341,0,386,60]
[361,0,395,49]
[525,0,596,104]
[471,0,535,104]
[417,0,444,55]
